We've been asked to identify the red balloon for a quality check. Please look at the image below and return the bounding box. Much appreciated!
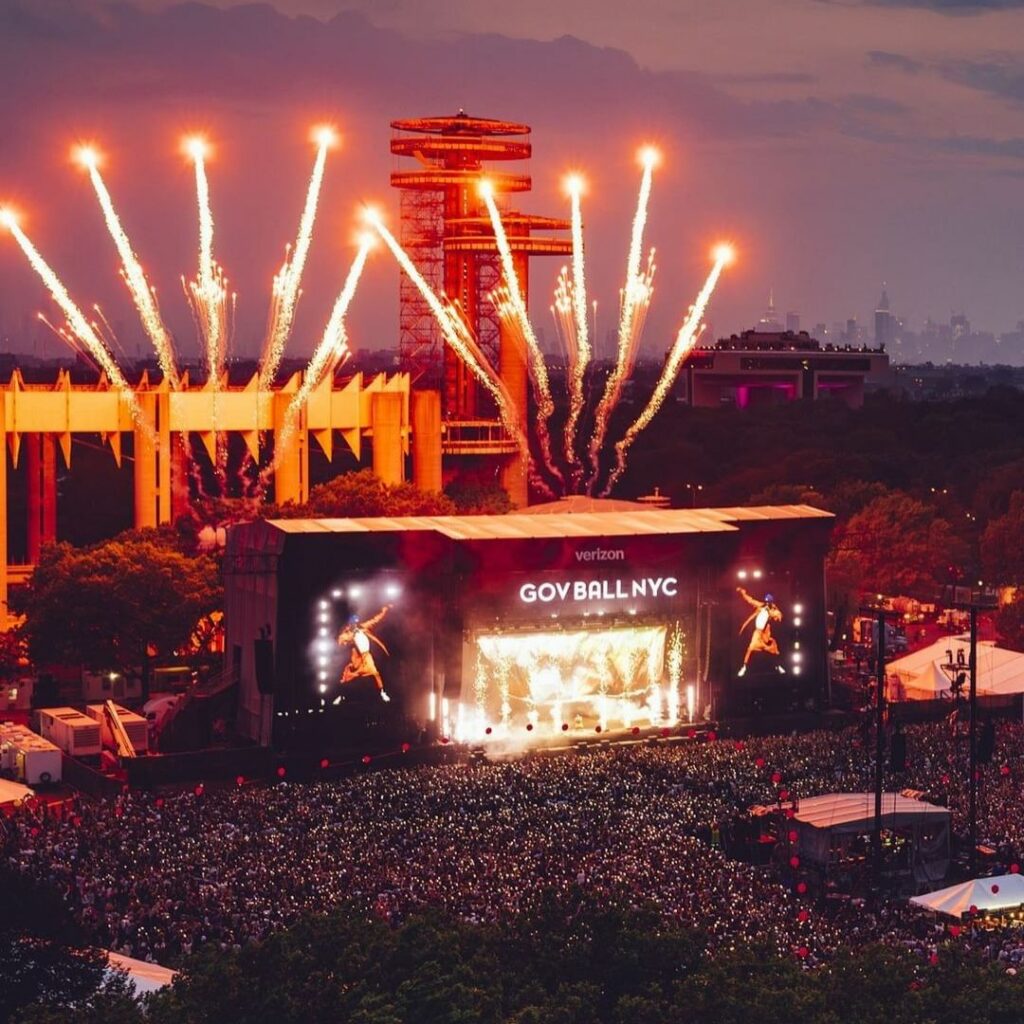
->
[789,855,800,869]
[361,755,371,765]
[485,727,493,735]
[992,884,1000,894]
[797,946,809,959]
[798,909,809,923]
[788,830,798,843]
[688,729,697,739]
[72,816,81,827]
[929,953,939,966]
[276,766,286,778]
[154,798,164,809]
[193,785,204,797]
[735,740,746,750]
[563,723,570,732]
[526,723,534,732]
[30,826,39,837]
[707,730,717,742]
[779,789,790,802]
[660,727,671,737]
[1012,864,1021,875]
[755,757,765,769]
[440,736,450,744]
[796,881,808,894]
[949,925,961,937]
[236,775,245,787]
[1001,764,1011,777]
[941,774,950,786]
[785,808,796,819]
[401,742,411,753]
[771,772,783,785]
[969,904,978,914]
[320,758,330,769]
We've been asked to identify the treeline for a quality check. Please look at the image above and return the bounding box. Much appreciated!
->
[6,881,1024,1024]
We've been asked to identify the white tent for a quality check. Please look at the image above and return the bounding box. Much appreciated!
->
[910,873,1024,919]
[106,951,176,994]
[0,777,34,806]
[888,636,1024,701]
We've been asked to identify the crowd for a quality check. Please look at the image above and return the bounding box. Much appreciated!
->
[6,720,1024,970]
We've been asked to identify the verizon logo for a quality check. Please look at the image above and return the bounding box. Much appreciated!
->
[575,549,625,563]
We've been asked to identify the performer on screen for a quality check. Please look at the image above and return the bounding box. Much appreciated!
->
[337,604,393,702]
[736,587,785,677]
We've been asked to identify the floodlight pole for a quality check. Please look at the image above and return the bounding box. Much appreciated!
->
[968,602,978,875]
[872,607,886,884]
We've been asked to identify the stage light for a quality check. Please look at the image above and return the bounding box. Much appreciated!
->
[794,641,801,650]
[349,586,362,598]
[318,670,328,680]
[318,657,328,667]
[752,569,762,579]
[794,617,802,627]
[793,603,803,614]
[385,583,401,598]
[737,570,747,579]
[331,589,342,599]
[628,608,637,616]
[793,665,802,675]
[319,613,329,624]
[685,684,696,723]
[319,600,329,610]
[319,627,328,637]
[792,652,802,663]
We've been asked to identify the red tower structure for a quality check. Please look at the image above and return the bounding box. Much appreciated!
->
[390,112,572,504]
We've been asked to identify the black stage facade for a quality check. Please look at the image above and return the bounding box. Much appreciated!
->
[224,504,833,752]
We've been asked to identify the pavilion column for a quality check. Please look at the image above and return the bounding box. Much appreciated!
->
[411,390,442,493]
[273,393,308,506]
[0,393,8,626]
[372,392,405,486]
[134,392,158,530]
[499,253,530,508]
[26,433,57,562]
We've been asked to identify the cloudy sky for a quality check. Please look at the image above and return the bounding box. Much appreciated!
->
[1,0,1023,362]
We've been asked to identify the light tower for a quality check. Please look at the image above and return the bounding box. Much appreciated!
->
[390,111,572,504]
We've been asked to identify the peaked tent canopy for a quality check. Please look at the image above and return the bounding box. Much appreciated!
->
[910,873,1024,919]
[888,637,1024,701]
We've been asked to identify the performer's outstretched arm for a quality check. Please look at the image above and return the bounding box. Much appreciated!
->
[736,587,761,609]
[360,604,392,632]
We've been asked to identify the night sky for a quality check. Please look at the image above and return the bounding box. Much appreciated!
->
[1,0,1023,363]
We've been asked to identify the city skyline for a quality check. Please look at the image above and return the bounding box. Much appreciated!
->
[1,0,1023,368]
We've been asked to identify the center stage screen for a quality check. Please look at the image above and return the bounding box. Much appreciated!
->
[470,624,680,735]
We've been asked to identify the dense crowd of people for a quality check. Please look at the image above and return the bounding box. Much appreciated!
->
[6,720,1024,970]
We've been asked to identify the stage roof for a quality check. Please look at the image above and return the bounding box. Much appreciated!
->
[793,792,950,832]
[263,504,833,542]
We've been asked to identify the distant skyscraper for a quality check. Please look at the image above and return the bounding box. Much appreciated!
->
[756,290,784,332]
[785,311,800,334]
[814,322,828,341]
[874,286,894,348]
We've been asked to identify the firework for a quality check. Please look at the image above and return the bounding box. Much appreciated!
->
[183,136,230,385]
[367,208,545,492]
[586,147,659,492]
[260,126,338,390]
[74,147,180,389]
[0,208,145,424]
[479,180,563,487]
[275,232,372,460]
[601,244,734,496]
[562,174,591,486]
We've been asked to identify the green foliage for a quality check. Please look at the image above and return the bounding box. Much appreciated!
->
[0,865,108,1023]
[995,591,1024,651]
[444,477,513,515]
[981,491,1024,587]
[20,535,222,670]
[827,490,968,598]
[273,468,457,518]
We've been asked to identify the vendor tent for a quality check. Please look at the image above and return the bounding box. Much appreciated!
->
[887,637,1024,701]
[792,792,950,884]
[0,777,33,807]
[910,873,1024,919]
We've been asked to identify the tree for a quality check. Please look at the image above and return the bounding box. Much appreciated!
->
[0,865,108,1022]
[445,477,513,515]
[273,468,458,518]
[827,491,968,599]
[995,592,1024,651]
[981,491,1024,587]
[19,537,222,672]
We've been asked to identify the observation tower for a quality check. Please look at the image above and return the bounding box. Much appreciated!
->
[390,111,572,504]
